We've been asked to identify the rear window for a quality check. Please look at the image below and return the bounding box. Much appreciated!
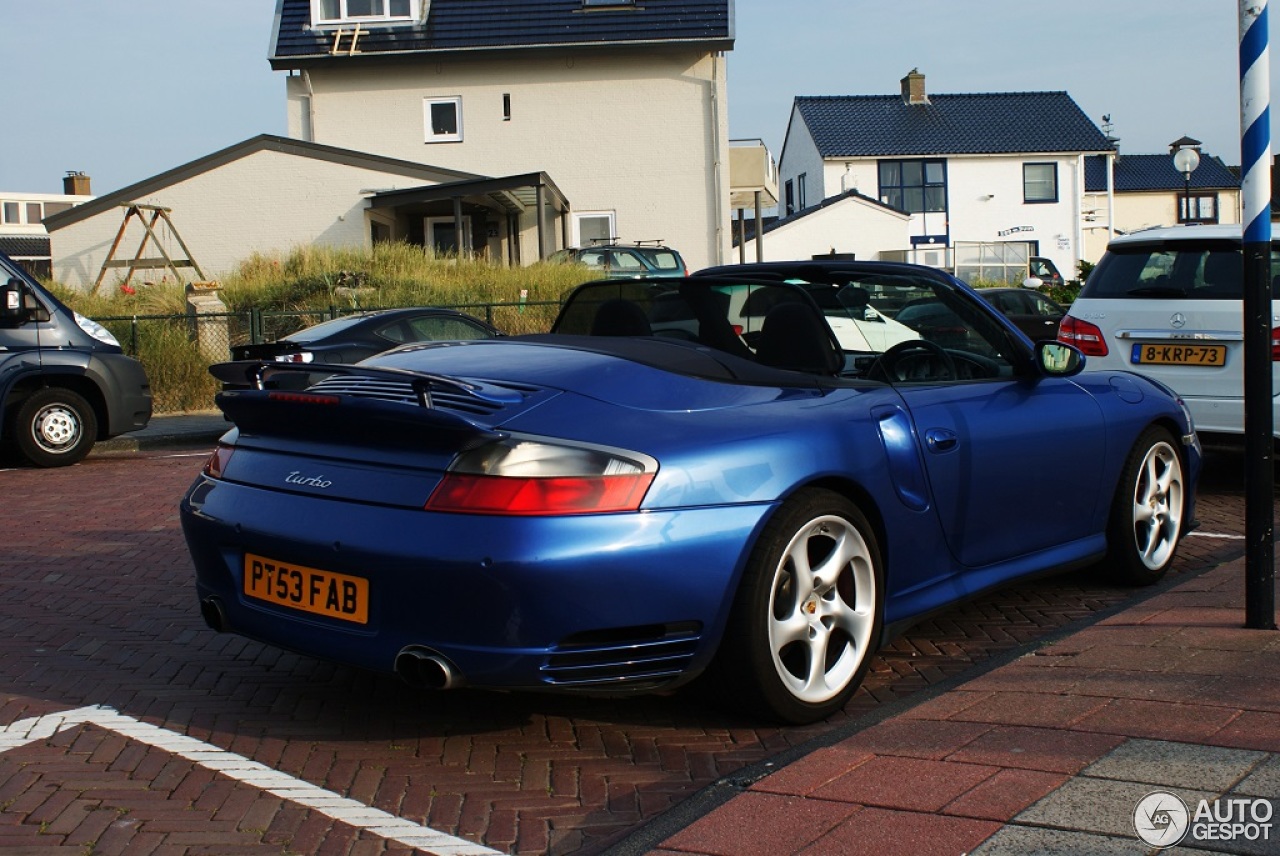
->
[1082,239,1280,300]
[633,248,683,271]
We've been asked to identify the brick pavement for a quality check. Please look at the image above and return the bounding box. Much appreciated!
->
[0,447,1260,854]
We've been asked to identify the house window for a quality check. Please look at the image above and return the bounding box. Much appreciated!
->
[312,0,418,25]
[784,180,795,216]
[574,212,615,246]
[878,159,946,213]
[1178,193,1219,224]
[797,173,808,210]
[1023,163,1058,203]
[2,202,19,224]
[424,97,462,143]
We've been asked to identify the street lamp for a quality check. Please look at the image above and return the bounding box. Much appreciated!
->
[1171,138,1202,223]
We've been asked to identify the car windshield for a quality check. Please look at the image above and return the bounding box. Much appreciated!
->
[551,271,1021,379]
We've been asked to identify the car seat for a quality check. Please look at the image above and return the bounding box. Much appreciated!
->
[590,299,653,336]
[753,302,843,374]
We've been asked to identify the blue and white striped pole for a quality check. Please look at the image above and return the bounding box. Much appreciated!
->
[1239,0,1275,630]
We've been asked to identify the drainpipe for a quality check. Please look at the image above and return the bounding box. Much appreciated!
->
[301,70,317,141]
[710,52,725,265]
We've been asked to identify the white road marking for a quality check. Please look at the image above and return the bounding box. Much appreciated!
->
[1187,531,1246,540]
[0,705,502,855]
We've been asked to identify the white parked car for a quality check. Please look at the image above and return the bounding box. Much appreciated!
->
[1061,225,1280,441]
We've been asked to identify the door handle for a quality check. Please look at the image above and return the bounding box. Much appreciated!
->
[925,428,959,453]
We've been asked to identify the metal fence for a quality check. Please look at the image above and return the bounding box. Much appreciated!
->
[94,300,562,414]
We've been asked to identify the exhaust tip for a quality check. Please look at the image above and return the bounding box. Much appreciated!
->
[200,597,227,632]
[395,646,462,690]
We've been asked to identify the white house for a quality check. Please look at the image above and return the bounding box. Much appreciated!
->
[270,0,735,270]
[776,70,1116,280]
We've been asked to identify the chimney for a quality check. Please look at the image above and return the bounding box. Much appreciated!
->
[901,69,928,105]
[63,171,91,196]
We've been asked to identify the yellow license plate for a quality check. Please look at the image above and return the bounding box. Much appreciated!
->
[243,553,369,624]
[1131,343,1227,366]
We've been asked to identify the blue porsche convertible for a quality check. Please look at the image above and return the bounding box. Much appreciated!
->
[181,261,1200,724]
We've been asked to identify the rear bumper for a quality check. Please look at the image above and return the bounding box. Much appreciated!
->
[1182,394,1280,438]
[180,476,772,690]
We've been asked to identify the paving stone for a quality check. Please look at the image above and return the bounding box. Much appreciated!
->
[1014,776,1217,839]
[1082,739,1270,791]
[968,825,1144,855]
[1232,755,1280,799]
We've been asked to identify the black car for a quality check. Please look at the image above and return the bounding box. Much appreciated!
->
[977,287,1066,342]
[232,307,502,364]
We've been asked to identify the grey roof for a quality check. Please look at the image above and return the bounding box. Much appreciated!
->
[794,92,1115,158]
[0,236,51,258]
[44,135,482,232]
[271,0,733,66]
[1084,152,1240,192]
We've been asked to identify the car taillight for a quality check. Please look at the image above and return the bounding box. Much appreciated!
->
[275,351,314,364]
[425,438,657,515]
[1058,315,1109,357]
[1273,327,1280,361]
[203,445,235,479]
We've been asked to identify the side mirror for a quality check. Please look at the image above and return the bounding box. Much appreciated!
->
[1037,340,1084,377]
[1021,276,1044,290]
[0,278,25,319]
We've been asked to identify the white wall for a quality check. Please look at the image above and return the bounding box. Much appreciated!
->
[758,196,909,262]
[941,154,1083,280]
[51,150,440,289]
[776,107,825,215]
[287,49,730,269]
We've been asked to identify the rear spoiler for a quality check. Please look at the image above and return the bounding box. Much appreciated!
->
[210,361,516,450]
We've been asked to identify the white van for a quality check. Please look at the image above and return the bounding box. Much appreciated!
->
[1061,225,1279,441]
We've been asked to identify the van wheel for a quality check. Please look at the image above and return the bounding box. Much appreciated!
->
[12,388,97,467]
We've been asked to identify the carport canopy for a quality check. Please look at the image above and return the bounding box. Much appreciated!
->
[367,171,570,260]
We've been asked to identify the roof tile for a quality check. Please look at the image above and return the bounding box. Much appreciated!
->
[272,0,732,63]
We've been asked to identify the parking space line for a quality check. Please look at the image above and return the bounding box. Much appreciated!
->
[1188,531,1246,540]
[0,706,503,856]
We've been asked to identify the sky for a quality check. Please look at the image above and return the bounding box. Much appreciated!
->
[0,1,1267,196]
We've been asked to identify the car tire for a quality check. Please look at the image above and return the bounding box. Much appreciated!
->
[711,488,883,724]
[12,388,98,467]
[1106,426,1186,585]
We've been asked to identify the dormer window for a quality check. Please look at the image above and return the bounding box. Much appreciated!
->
[312,0,421,27]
